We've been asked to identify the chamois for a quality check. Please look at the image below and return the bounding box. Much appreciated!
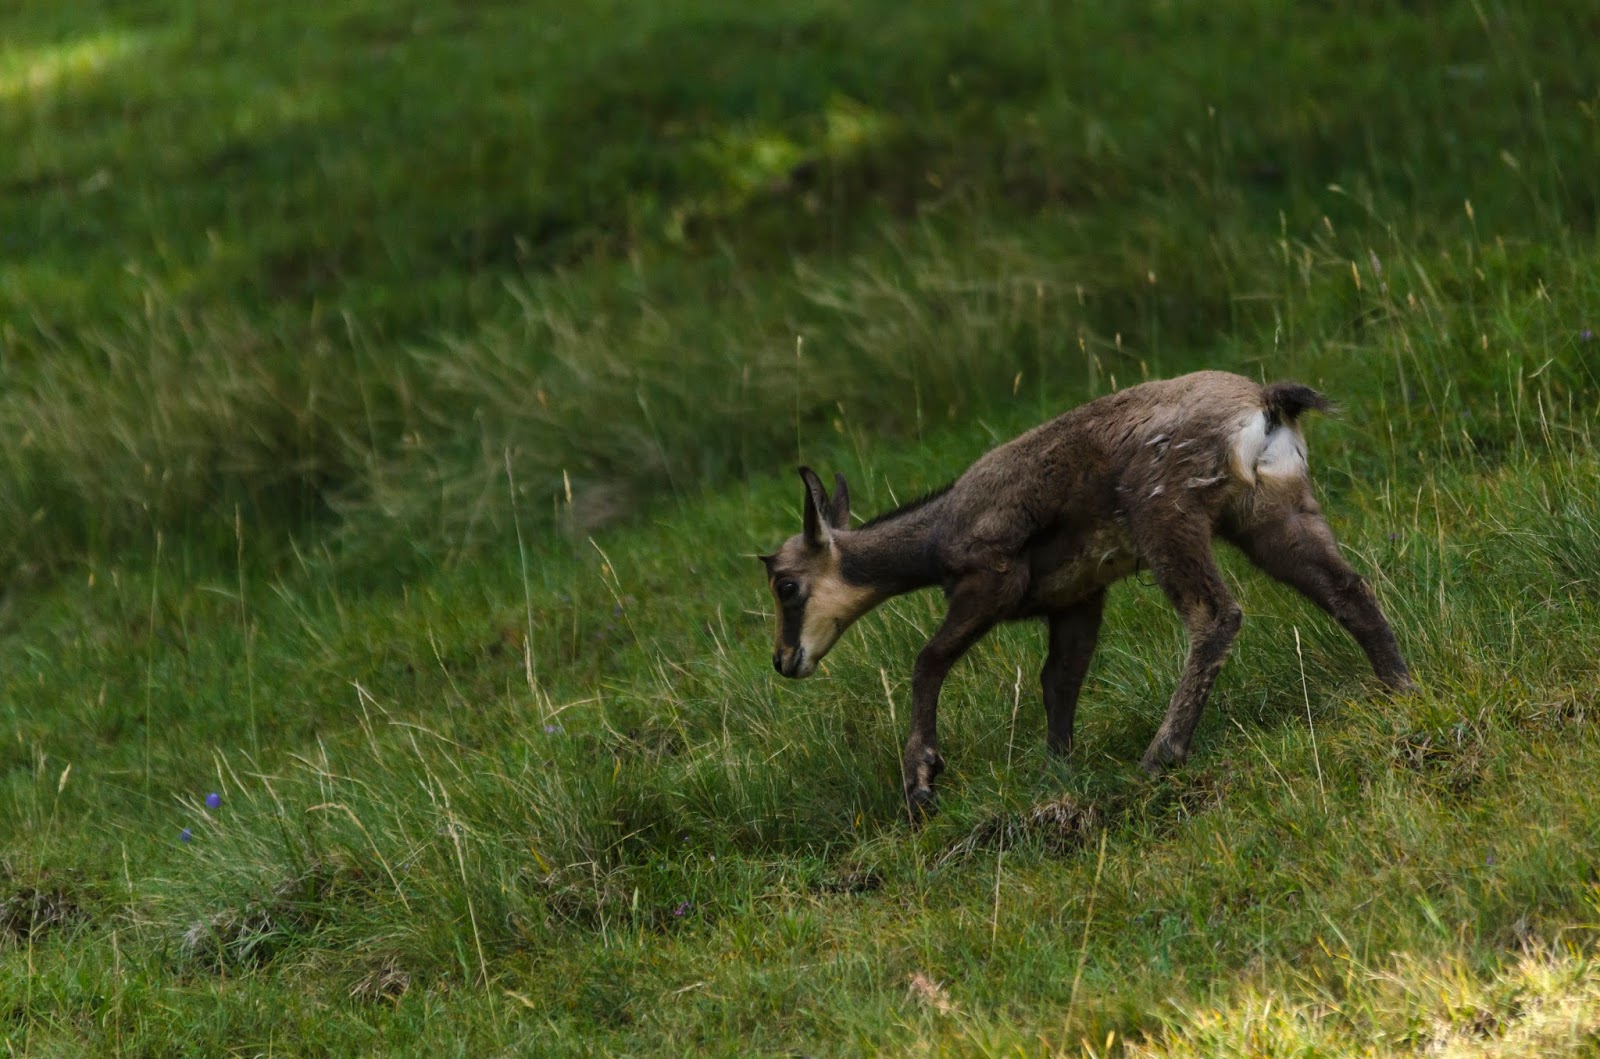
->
[758,370,1414,817]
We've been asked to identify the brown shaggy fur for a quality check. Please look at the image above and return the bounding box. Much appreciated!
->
[759,371,1413,819]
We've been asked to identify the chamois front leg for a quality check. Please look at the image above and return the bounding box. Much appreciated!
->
[903,567,1024,821]
[1138,534,1242,773]
[1041,591,1106,755]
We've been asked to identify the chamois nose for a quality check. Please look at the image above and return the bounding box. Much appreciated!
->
[773,647,805,678]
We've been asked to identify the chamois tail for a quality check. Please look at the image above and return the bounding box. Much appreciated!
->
[1262,381,1332,425]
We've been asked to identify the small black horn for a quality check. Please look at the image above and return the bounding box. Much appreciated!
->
[798,466,831,548]
[830,472,851,530]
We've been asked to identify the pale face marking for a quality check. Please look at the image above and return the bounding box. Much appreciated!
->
[765,536,879,678]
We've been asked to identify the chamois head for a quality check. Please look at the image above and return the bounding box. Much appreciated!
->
[759,467,873,678]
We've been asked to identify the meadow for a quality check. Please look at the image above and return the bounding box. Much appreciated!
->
[3,0,1600,1054]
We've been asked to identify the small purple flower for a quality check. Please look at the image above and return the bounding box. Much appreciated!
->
[673,901,693,917]
[543,723,562,734]
[1388,533,1399,541]
[1486,853,1496,867]
[205,792,222,809]
[1582,329,1595,343]
[179,828,193,843]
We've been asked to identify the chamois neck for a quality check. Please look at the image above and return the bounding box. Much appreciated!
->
[836,492,947,597]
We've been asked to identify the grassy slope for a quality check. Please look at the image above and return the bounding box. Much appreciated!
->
[4,0,1600,1054]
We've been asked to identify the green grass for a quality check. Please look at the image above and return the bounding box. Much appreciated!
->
[5,0,1600,1054]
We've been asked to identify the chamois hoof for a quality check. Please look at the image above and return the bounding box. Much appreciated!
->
[1139,738,1188,776]
[901,744,944,825]
[902,745,943,784]
[904,785,938,825]
[1382,672,1419,696]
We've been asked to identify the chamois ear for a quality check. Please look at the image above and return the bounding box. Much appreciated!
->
[798,466,832,549]
[830,472,851,530]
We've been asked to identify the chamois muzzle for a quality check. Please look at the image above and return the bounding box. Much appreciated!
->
[773,646,811,679]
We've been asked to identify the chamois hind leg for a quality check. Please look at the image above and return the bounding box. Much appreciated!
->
[904,566,1027,820]
[1041,590,1106,756]
[1137,529,1242,773]
[1224,494,1414,692]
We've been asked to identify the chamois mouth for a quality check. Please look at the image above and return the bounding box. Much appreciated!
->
[775,647,812,679]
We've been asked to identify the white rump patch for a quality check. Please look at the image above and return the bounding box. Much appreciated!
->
[1229,412,1268,484]
[1230,410,1307,484]
[1256,422,1308,478]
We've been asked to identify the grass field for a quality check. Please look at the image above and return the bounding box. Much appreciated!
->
[4,0,1600,1054]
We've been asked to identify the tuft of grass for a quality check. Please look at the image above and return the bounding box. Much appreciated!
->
[0,878,87,947]
[1134,944,1600,1058]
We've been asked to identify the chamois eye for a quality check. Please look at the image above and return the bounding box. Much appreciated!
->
[776,580,799,602]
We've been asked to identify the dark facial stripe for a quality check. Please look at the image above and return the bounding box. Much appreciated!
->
[779,597,805,649]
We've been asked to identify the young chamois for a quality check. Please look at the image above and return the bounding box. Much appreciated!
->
[758,371,1414,817]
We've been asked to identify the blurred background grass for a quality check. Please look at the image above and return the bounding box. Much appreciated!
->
[3,0,1595,581]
